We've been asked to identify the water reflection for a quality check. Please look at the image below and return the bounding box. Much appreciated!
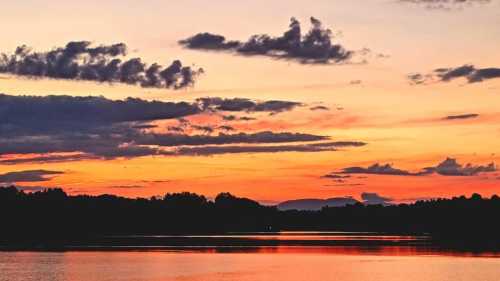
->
[1,233,499,281]
[1,249,499,281]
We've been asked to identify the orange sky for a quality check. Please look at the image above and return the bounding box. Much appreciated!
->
[1,0,500,204]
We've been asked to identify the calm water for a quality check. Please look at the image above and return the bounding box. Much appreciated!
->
[1,233,499,281]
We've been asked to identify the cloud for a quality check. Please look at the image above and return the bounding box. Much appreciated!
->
[361,192,393,205]
[218,125,236,132]
[11,186,50,192]
[109,185,146,189]
[322,174,351,179]
[399,0,491,10]
[198,97,302,114]
[327,141,366,147]
[409,65,500,84]
[0,93,369,161]
[0,94,366,161]
[341,163,414,176]
[443,113,479,120]
[221,114,257,122]
[132,124,158,129]
[0,41,203,89]
[174,141,365,156]
[137,131,330,147]
[0,94,200,135]
[180,17,355,64]
[239,116,258,121]
[310,105,330,111]
[423,157,496,176]
[0,154,98,165]
[0,170,63,183]
[191,125,215,135]
[407,73,428,85]
[178,33,241,50]
[0,94,304,138]
[331,157,496,177]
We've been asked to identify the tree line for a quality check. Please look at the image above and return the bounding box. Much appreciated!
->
[1,186,499,245]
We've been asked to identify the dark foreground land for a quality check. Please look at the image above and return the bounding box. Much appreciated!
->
[1,186,499,250]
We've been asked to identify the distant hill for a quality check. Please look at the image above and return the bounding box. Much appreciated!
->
[278,197,359,211]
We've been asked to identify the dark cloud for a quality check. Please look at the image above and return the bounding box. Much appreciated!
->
[137,131,330,147]
[239,116,258,121]
[198,97,302,114]
[0,170,63,183]
[218,125,236,132]
[167,126,186,133]
[0,154,98,165]
[409,65,500,84]
[423,157,496,176]
[191,125,215,135]
[0,94,304,138]
[174,141,364,156]
[132,124,158,129]
[322,174,351,179]
[341,163,415,176]
[178,33,240,50]
[180,17,355,64]
[328,141,366,147]
[222,115,237,121]
[443,113,479,120]
[407,73,430,85]
[0,94,200,135]
[222,115,258,121]
[0,41,203,89]
[332,157,496,177]
[0,94,366,161]
[361,193,393,205]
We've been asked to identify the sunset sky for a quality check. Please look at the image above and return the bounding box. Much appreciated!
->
[1,0,500,204]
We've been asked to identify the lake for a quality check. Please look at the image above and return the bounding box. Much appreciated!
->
[1,233,499,281]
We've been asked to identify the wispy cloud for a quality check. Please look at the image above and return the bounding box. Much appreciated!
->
[0,170,63,183]
[175,141,366,156]
[0,94,364,162]
[409,65,500,85]
[399,0,491,10]
[443,113,479,120]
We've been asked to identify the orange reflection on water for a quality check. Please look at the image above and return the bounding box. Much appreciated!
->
[1,249,500,281]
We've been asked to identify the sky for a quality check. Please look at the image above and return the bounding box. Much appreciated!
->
[1,0,500,204]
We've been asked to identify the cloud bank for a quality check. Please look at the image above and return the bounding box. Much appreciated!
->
[0,94,364,162]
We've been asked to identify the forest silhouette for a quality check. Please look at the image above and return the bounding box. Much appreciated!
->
[1,186,499,248]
